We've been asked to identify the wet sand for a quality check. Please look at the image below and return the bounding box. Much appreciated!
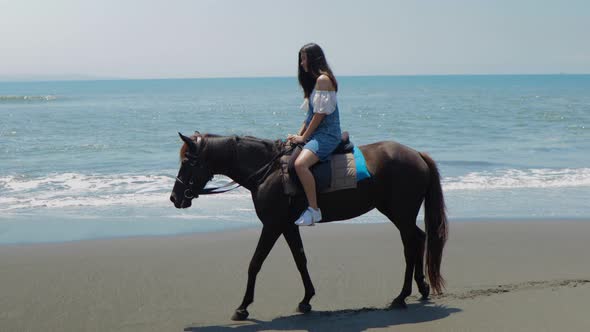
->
[1,221,589,331]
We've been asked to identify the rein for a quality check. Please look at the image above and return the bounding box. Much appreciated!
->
[243,142,298,187]
[176,176,242,197]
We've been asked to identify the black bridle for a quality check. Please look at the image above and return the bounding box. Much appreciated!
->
[175,152,236,198]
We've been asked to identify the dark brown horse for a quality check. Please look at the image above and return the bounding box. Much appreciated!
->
[170,132,448,321]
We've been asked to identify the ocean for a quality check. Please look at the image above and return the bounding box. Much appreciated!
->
[1,75,589,244]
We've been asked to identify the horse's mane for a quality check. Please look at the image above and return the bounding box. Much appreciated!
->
[241,135,285,153]
[179,133,285,162]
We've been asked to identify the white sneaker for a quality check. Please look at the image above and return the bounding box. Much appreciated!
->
[295,207,322,226]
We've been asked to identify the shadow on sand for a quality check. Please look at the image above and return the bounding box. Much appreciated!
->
[184,301,461,332]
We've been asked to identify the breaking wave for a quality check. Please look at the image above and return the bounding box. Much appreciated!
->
[1,168,589,210]
[0,173,248,211]
[443,168,590,190]
[0,95,57,102]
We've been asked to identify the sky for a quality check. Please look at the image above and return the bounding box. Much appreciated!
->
[1,0,589,80]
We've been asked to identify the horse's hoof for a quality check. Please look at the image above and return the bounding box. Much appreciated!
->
[419,283,430,300]
[390,298,407,309]
[231,309,249,321]
[297,302,312,313]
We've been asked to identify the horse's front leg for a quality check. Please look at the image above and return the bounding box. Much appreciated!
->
[283,224,315,313]
[232,226,282,321]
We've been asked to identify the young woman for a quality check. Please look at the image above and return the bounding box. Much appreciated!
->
[288,43,342,226]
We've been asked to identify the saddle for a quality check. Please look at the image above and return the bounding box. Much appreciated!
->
[281,132,357,196]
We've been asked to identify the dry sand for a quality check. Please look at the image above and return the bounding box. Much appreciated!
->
[1,221,589,332]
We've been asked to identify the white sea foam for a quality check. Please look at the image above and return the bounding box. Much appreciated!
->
[1,168,588,211]
[443,168,590,190]
[0,173,250,211]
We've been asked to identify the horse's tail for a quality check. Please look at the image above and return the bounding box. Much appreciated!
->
[419,152,448,295]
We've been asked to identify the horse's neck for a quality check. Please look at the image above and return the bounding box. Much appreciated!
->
[205,136,277,190]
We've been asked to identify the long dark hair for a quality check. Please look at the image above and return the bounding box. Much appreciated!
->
[298,43,338,98]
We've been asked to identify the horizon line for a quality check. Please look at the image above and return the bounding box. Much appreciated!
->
[1,72,589,83]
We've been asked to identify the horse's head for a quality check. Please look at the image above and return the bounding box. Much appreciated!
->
[170,132,213,208]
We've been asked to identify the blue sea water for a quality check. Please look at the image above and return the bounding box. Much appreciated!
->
[1,75,589,244]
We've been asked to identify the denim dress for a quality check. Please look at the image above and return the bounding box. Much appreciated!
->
[303,90,342,161]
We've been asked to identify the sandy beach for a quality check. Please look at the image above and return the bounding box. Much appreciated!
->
[1,221,589,332]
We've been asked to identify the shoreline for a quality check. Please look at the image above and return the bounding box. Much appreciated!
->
[1,221,590,331]
[1,217,589,247]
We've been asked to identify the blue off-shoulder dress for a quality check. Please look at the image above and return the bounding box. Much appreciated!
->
[302,90,342,161]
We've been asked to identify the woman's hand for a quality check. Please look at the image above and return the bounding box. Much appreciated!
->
[287,134,306,144]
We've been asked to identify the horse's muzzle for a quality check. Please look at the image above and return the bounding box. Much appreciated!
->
[170,192,192,209]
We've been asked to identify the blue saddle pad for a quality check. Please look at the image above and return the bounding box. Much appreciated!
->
[353,146,371,181]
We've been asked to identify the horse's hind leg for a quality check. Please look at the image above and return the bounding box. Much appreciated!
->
[392,223,419,308]
[414,226,430,299]
[232,226,282,321]
[283,224,315,313]
[377,207,420,309]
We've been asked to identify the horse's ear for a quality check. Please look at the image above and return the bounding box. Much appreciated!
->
[179,132,197,152]
[179,132,190,144]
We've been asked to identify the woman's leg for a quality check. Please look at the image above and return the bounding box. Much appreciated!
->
[294,149,320,209]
